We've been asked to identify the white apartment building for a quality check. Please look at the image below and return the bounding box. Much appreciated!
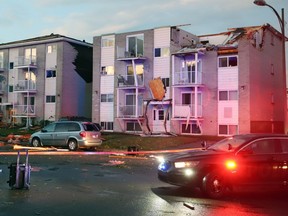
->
[92,24,286,136]
[0,34,93,126]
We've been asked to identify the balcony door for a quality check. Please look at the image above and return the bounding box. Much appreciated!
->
[181,91,202,117]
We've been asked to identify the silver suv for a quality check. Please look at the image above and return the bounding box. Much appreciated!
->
[29,121,102,151]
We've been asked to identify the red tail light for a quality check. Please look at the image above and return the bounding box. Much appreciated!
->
[225,160,237,170]
[79,131,86,138]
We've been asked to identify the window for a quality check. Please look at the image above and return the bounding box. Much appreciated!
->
[68,123,80,131]
[243,139,277,154]
[162,78,169,87]
[219,90,238,101]
[9,62,14,69]
[47,45,57,53]
[46,95,56,103]
[46,70,56,78]
[101,66,114,75]
[154,47,169,57]
[126,122,141,132]
[127,64,144,85]
[218,56,238,67]
[102,37,115,47]
[127,34,144,57]
[153,109,169,121]
[101,94,113,102]
[181,122,201,134]
[25,48,37,63]
[101,122,113,131]
[219,125,238,135]
[55,123,69,132]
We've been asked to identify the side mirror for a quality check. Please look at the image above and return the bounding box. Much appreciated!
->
[201,141,207,149]
[41,129,47,133]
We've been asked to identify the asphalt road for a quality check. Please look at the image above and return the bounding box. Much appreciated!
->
[0,151,288,216]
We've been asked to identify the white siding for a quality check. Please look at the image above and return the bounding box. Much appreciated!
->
[101,35,115,66]
[8,48,18,104]
[154,57,170,78]
[218,101,239,124]
[100,76,114,94]
[218,67,238,89]
[44,44,57,120]
[154,27,171,47]
[100,103,114,121]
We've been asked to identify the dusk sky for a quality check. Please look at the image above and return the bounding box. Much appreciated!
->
[0,0,286,44]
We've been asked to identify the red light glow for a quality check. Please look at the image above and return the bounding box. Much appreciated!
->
[225,160,237,170]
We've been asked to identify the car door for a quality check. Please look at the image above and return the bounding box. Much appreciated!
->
[236,138,279,186]
[39,123,56,146]
[53,122,69,146]
[277,138,288,184]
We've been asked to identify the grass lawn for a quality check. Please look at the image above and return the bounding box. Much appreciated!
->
[0,127,223,151]
[99,132,222,151]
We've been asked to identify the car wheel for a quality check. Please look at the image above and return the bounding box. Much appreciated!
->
[67,139,78,151]
[202,171,227,199]
[31,138,41,147]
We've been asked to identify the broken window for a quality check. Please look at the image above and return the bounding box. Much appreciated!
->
[218,56,238,67]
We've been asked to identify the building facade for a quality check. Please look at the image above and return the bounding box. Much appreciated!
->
[92,24,287,136]
[0,34,93,126]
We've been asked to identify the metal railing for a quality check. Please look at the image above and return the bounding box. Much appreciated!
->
[117,74,144,87]
[14,80,36,91]
[14,56,37,68]
[13,105,35,116]
[118,105,143,118]
[173,71,202,85]
[174,104,203,118]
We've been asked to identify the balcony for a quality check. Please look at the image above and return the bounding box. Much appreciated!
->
[116,47,145,60]
[14,56,37,68]
[173,70,202,85]
[0,82,6,94]
[118,105,143,118]
[117,74,144,87]
[13,105,35,116]
[173,104,203,118]
[14,80,36,92]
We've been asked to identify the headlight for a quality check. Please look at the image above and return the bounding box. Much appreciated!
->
[174,161,199,169]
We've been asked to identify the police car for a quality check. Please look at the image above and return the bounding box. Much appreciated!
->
[158,134,288,198]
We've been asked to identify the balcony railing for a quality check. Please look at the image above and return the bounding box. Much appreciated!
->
[117,74,144,87]
[174,104,202,118]
[13,105,35,116]
[173,71,202,85]
[116,47,144,59]
[14,56,37,68]
[14,80,36,92]
[118,105,143,118]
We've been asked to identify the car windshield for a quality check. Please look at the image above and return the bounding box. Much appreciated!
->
[207,136,248,152]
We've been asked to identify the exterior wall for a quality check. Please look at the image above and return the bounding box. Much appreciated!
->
[242,29,285,133]
[0,35,93,126]
[92,36,102,124]
[198,51,218,135]
[60,42,86,118]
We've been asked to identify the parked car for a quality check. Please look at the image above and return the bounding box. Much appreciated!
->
[29,121,102,151]
[158,134,288,199]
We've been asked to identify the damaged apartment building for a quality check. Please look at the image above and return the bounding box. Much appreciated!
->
[92,24,287,136]
[0,34,93,126]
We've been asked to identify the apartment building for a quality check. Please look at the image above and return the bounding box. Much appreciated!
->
[0,34,93,126]
[93,24,287,136]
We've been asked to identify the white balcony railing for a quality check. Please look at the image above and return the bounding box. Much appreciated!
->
[14,80,36,91]
[14,56,37,68]
[117,74,144,87]
[118,105,143,118]
[13,105,35,116]
[174,104,202,118]
[173,70,202,85]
